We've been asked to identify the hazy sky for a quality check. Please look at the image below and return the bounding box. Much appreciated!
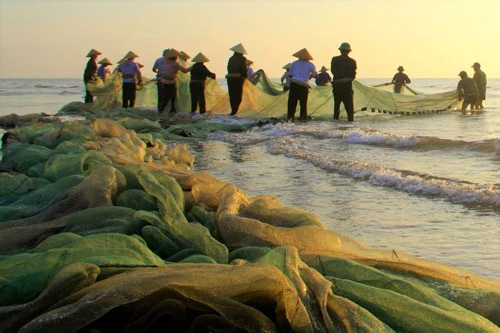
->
[1,0,499,79]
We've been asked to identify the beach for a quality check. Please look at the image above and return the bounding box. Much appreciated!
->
[0,77,499,331]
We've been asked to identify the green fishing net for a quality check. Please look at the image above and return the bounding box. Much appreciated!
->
[0,111,498,332]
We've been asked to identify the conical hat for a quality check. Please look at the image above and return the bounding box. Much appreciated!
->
[137,63,144,68]
[246,59,254,65]
[179,51,191,60]
[320,66,328,72]
[124,51,139,59]
[292,48,313,61]
[98,57,113,65]
[86,49,102,57]
[165,48,180,58]
[282,63,292,70]
[229,43,247,55]
[192,52,210,63]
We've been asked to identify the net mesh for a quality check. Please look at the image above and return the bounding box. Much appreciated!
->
[0,91,498,332]
[86,69,460,118]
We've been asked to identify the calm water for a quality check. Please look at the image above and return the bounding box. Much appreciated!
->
[1,77,499,281]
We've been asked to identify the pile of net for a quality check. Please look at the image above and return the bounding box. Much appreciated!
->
[1,115,499,332]
[85,66,460,119]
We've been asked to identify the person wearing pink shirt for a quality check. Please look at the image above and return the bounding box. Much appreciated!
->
[155,48,192,114]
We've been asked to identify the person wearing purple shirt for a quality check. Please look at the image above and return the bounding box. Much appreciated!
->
[97,57,112,81]
[118,51,142,108]
[287,48,318,122]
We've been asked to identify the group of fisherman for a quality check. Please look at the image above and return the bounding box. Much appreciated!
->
[83,43,487,121]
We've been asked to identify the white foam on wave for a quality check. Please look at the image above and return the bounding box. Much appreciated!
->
[343,128,421,148]
[268,135,500,209]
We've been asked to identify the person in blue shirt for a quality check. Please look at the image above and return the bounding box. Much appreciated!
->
[287,48,318,122]
[280,63,291,92]
[315,66,332,86]
[118,51,142,108]
[97,58,112,81]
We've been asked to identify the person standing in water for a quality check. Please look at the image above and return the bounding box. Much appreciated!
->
[331,42,357,122]
[391,66,411,93]
[83,48,101,103]
[190,52,216,115]
[471,62,486,109]
[226,43,248,116]
[457,70,478,113]
[118,51,142,109]
[155,48,192,114]
[315,66,332,86]
[287,48,318,122]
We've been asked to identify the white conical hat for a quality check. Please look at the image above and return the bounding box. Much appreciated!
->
[229,43,247,55]
[246,59,254,65]
[137,63,144,68]
[98,57,113,65]
[282,63,292,70]
[179,51,191,60]
[192,52,210,63]
[292,48,313,61]
[124,51,139,59]
[165,48,181,58]
[86,49,102,57]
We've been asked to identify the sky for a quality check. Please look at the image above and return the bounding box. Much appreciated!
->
[1,0,499,79]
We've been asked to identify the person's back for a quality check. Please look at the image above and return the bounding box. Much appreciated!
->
[227,53,247,78]
[458,77,478,97]
[331,54,356,82]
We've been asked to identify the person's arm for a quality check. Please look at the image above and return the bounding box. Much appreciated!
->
[152,59,159,73]
[405,74,411,84]
[178,63,192,73]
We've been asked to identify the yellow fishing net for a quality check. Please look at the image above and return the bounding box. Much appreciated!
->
[86,68,460,118]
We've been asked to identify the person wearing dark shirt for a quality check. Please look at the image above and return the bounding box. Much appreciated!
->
[226,43,248,115]
[457,70,478,113]
[391,66,411,93]
[315,66,332,86]
[331,42,357,121]
[471,62,487,109]
[83,48,101,103]
[190,52,216,114]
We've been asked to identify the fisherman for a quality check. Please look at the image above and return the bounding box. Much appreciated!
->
[315,66,332,86]
[226,43,248,115]
[280,63,292,92]
[83,48,101,103]
[97,57,113,81]
[391,66,411,93]
[331,42,357,122]
[471,62,487,109]
[118,51,142,108]
[190,52,216,114]
[155,48,192,114]
[287,48,318,122]
[457,70,478,113]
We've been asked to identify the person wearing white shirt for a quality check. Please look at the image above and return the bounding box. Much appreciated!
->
[287,48,318,121]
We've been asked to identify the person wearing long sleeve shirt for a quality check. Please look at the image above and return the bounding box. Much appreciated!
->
[287,48,318,122]
[83,49,101,103]
[155,48,192,114]
[226,43,248,115]
[190,52,216,114]
[118,51,142,108]
[331,42,357,122]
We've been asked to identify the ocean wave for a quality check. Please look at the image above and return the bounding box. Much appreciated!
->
[35,84,80,89]
[267,136,500,210]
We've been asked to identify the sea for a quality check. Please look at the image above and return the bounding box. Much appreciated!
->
[1,77,499,281]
